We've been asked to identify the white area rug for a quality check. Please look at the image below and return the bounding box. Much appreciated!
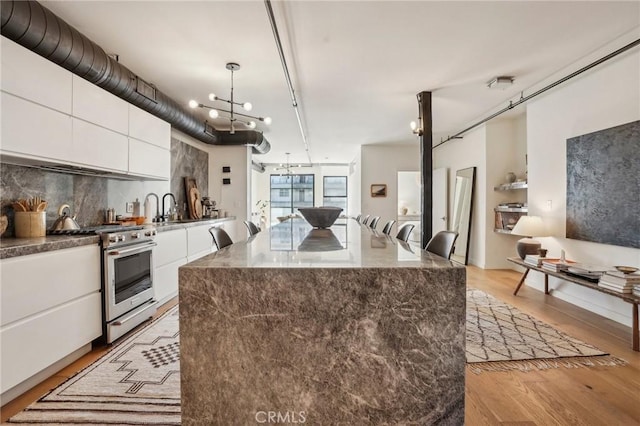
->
[8,306,180,425]
[466,288,626,373]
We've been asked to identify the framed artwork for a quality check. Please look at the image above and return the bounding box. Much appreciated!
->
[371,184,387,197]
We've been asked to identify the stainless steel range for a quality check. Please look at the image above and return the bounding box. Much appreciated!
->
[101,227,158,343]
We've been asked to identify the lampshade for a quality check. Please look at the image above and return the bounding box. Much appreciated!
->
[511,215,546,237]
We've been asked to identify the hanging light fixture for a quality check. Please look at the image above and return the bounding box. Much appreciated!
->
[274,152,302,176]
[410,118,423,136]
[189,62,272,134]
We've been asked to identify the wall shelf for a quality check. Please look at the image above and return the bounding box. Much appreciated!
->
[495,206,528,213]
[494,228,515,234]
[494,181,528,191]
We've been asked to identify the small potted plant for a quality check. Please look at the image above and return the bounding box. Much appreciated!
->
[255,200,269,229]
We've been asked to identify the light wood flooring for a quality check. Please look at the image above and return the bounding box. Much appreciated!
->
[2,269,639,425]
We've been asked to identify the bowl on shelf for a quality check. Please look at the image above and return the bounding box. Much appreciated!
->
[297,207,343,229]
[614,265,639,274]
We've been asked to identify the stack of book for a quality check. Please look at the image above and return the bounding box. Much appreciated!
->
[542,258,576,272]
[598,270,640,294]
[524,255,559,267]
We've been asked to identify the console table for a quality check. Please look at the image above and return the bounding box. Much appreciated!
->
[507,257,639,352]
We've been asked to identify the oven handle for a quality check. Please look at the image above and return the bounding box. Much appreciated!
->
[112,299,157,326]
[107,242,157,256]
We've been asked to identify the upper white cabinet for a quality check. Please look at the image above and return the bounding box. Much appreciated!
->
[0,37,72,114]
[129,104,171,149]
[71,118,129,173]
[1,92,73,161]
[72,75,129,135]
[128,138,170,180]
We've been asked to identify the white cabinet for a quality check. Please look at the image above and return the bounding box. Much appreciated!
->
[128,138,170,180]
[1,36,72,114]
[154,229,187,304]
[0,245,102,394]
[129,105,171,150]
[0,92,73,162]
[72,75,128,135]
[187,224,215,262]
[71,118,129,173]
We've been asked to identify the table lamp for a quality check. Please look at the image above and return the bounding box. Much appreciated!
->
[511,215,546,259]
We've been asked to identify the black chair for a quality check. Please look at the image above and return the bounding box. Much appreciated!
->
[355,214,362,222]
[369,216,380,230]
[209,226,233,250]
[381,220,396,235]
[361,215,371,225]
[395,223,415,242]
[424,230,459,260]
[243,220,260,236]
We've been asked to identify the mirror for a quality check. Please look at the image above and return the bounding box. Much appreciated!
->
[450,167,475,265]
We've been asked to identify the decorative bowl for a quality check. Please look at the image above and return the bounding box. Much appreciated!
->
[614,265,639,274]
[297,207,343,229]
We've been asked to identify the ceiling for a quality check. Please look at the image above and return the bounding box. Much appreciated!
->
[40,1,639,165]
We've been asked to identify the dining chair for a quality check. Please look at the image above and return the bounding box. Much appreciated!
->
[395,223,415,242]
[355,214,362,222]
[243,220,261,236]
[362,215,371,225]
[369,216,380,230]
[381,220,396,235]
[209,226,233,250]
[424,231,459,260]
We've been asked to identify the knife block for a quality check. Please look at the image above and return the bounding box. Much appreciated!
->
[15,211,46,238]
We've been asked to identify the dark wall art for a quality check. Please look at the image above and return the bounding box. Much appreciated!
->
[566,120,639,248]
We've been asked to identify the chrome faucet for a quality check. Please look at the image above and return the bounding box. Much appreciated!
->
[162,193,177,221]
[145,192,161,222]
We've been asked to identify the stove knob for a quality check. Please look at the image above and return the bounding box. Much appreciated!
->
[131,232,141,239]
[109,235,118,243]
[118,235,126,242]
[145,230,156,237]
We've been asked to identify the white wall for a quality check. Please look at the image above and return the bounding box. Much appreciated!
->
[525,43,640,326]
[348,151,362,218]
[397,172,421,215]
[360,144,421,233]
[433,127,486,267]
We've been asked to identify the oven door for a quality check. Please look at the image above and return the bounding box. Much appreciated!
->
[104,241,156,322]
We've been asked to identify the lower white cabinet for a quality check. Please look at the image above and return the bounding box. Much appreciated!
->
[187,224,215,262]
[153,229,187,304]
[0,245,102,394]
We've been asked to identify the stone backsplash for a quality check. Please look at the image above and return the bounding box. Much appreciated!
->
[0,138,208,237]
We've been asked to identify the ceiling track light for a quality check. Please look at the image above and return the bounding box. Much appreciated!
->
[189,62,271,134]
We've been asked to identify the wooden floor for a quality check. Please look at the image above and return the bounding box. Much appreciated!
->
[2,269,639,424]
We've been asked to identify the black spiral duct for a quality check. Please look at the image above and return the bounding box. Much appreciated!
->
[0,0,271,154]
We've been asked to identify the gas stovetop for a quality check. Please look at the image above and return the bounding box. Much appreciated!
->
[47,225,146,235]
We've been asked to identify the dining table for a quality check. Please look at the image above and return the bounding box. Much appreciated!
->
[178,218,466,425]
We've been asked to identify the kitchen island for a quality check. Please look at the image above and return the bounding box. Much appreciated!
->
[178,219,466,425]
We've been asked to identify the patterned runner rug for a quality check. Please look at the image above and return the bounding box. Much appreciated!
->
[9,290,626,423]
[466,288,626,373]
[8,306,181,425]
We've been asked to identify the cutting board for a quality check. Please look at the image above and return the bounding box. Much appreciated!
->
[184,177,198,219]
[190,187,203,219]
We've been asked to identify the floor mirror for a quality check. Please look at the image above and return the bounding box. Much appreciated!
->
[450,167,475,265]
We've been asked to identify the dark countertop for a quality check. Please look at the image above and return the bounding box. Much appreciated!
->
[0,216,236,260]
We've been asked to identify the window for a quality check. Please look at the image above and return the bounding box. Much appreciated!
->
[270,174,315,221]
[323,176,347,212]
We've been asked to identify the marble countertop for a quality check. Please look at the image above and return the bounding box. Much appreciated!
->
[0,216,236,259]
[183,218,461,269]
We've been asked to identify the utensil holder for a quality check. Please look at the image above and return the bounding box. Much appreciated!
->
[14,211,46,238]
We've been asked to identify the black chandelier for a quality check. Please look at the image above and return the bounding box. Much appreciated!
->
[189,62,272,134]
